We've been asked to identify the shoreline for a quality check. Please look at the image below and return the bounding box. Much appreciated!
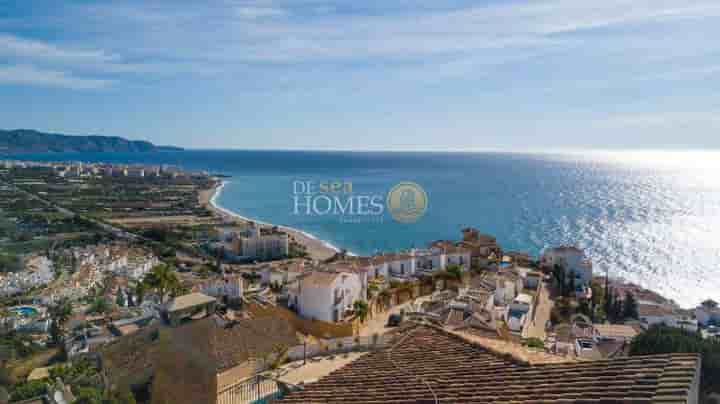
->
[203,180,341,261]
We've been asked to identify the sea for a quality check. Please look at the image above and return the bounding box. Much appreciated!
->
[5,150,720,308]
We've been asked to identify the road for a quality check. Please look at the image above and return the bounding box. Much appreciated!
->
[359,300,413,336]
[359,295,432,337]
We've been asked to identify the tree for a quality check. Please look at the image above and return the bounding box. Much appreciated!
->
[135,282,146,305]
[87,297,110,315]
[567,271,576,298]
[631,325,720,398]
[116,289,126,307]
[590,280,605,318]
[142,263,179,304]
[49,318,63,346]
[623,291,639,320]
[446,264,463,281]
[605,286,614,321]
[552,264,567,295]
[50,299,73,325]
[611,292,623,321]
[353,300,369,323]
[10,380,47,402]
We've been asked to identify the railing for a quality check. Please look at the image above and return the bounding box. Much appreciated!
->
[217,375,281,404]
[286,335,388,361]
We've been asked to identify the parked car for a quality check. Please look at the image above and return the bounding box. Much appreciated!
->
[387,313,402,327]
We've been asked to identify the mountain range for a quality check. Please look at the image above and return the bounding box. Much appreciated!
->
[0,129,183,153]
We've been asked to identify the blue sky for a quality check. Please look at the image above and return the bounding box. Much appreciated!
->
[1,0,720,150]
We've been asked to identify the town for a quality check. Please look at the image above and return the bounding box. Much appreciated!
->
[0,159,717,404]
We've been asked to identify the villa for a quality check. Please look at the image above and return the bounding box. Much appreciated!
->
[541,246,594,286]
[195,275,244,305]
[639,304,699,332]
[289,271,363,322]
[695,299,720,326]
[356,244,472,283]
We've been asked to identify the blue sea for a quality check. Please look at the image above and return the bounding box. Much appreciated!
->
[6,150,720,307]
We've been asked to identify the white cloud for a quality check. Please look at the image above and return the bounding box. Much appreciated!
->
[234,6,288,19]
[4,0,720,90]
[0,33,118,64]
[0,64,110,89]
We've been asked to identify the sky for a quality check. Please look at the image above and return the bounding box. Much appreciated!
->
[1,0,720,150]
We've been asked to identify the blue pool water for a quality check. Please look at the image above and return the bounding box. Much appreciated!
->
[10,306,38,316]
[6,150,720,307]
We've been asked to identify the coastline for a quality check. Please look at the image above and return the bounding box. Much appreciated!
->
[202,180,341,261]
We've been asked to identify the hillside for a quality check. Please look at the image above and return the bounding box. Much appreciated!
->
[0,129,183,153]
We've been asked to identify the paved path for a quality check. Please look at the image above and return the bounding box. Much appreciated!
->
[523,281,553,340]
[359,295,433,337]
[359,300,413,337]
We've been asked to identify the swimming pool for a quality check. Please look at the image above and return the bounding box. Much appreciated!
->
[10,306,39,316]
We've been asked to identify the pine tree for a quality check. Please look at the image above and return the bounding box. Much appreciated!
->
[623,291,639,319]
[605,286,614,320]
[116,289,126,307]
[612,291,623,321]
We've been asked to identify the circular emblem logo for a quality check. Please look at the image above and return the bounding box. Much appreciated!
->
[386,182,428,223]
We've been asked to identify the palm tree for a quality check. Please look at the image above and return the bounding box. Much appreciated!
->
[142,263,180,305]
[353,300,369,323]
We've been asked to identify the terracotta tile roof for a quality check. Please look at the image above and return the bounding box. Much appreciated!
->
[593,323,641,340]
[279,324,699,404]
[638,304,677,317]
[301,271,341,287]
[169,315,300,372]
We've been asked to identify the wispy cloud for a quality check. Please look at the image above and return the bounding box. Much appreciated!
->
[0,64,110,89]
[0,33,118,64]
[3,0,720,91]
[234,6,288,19]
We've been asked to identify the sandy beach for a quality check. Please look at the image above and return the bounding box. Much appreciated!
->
[200,180,339,261]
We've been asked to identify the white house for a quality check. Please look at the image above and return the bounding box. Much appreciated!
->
[444,246,472,270]
[542,246,593,286]
[386,254,416,279]
[506,293,533,332]
[260,266,287,286]
[292,271,362,322]
[695,300,720,326]
[414,248,447,275]
[639,304,698,332]
[196,276,244,303]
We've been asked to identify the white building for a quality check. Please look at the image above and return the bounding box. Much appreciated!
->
[541,246,593,286]
[230,225,289,261]
[444,246,472,269]
[291,271,362,322]
[639,304,698,332]
[507,293,533,332]
[123,254,158,280]
[197,276,244,302]
[695,300,720,326]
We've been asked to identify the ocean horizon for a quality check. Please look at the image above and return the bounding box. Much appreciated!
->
[6,149,720,308]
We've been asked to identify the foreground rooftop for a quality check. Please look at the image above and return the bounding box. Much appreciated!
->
[280,323,700,404]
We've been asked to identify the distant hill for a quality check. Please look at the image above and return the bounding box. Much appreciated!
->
[0,129,183,153]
